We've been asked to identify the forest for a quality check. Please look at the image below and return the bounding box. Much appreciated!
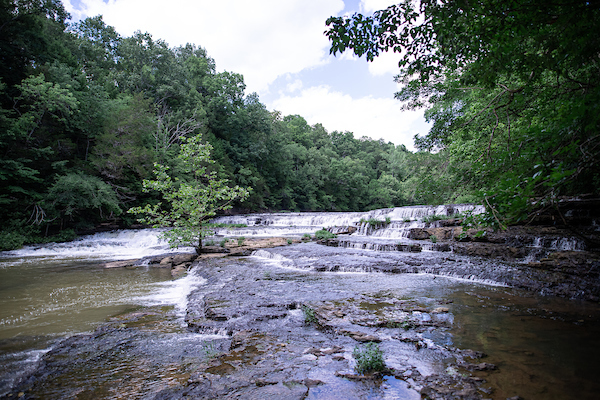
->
[1,0,599,250]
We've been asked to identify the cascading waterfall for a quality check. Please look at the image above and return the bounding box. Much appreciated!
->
[1,229,192,263]
[212,204,484,241]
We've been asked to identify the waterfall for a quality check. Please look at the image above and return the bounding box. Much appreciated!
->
[213,204,483,240]
[0,229,191,262]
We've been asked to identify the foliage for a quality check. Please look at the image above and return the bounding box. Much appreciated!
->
[353,342,386,374]
[46,173,122,222]
[128,134,250,251]
[302,305,318,325]
[1,1,524,246]
[326,0,600,225]
[0,231,26,251]
[314,229,337,240]
[429,235,437,243]
[237,236,245,246]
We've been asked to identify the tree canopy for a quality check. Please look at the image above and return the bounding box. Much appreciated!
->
[326,0,600,224]
[1,0,472,250]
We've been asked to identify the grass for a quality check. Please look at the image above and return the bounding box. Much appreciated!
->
[237,236,246,246]
[314,229,337,240]
[302,305,318,325]
[353,342,386,374]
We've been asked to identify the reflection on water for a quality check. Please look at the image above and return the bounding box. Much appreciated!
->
[0,258,174,339]
[451,288,600,400]
[0,240,203,398]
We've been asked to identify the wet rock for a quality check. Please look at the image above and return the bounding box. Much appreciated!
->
[170,263,189,277]
[460,362,497,371]
[304,378,324,387]
[335,371,382,380]
[321,345,344,355]
[103,259,138,268]
[159,256,173,268]
[318,238,339,247]
[407,228,432,240]
[397,244,423,252]
[328,226,357,235]
[339,329,381,342]
[172,254,196,265]
[199,246,230,254]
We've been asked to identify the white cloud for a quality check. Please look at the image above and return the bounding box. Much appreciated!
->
[360,0,398,13]
[66,0,345,94]
[285,79,304,93]
[272,85,427,150]
[368,50,401,77]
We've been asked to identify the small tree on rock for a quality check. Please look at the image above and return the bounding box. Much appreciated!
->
[129,134,250,253]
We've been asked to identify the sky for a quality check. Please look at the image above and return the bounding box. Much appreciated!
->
[63,0,429,150]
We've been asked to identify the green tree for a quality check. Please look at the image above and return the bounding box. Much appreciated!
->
[326,0,600,224]
[46,172,121,228]
[128,134,250,253]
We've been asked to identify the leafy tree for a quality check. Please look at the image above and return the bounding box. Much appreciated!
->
[46,172,121,227]
[90,93,156,202]
[326,0,600,224]
[128,134,250,253]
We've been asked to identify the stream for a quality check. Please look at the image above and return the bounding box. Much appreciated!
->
[1,205,599,399]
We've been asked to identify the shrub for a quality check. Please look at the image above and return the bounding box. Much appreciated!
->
[353,342,386,374]
[430,235,437,243]
[302,233,312,241]
[0,231,26,251]
[287,238,293,244]
[367,218,383,227]
[314,229,337,240]
[302,305,318,324]
[219,238,228,247]
[237,236,246,246]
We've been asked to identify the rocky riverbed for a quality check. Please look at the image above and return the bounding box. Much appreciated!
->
[8,230,600,400]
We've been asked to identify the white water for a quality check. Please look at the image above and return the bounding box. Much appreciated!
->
[0,229,195,263]
[135,271,207,317]
[213,204,484,240]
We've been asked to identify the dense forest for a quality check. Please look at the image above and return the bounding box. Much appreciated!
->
[1,0,598,250]
[0,0,465,250]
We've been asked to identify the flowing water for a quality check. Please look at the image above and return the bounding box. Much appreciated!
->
[0,205,598,399]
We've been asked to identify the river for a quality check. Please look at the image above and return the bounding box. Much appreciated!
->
[1,205,599,399]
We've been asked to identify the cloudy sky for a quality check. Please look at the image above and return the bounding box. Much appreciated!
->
[64,0,429,150]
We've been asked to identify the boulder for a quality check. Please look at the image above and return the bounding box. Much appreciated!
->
[102,260,138,268]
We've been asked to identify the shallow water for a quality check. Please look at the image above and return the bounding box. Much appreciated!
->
[450,289,600,400]
[0,211,598,399]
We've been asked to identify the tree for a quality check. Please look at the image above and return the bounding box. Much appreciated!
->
[128,134,250,253]
[46,172,121,227]
[326,0,600,224]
